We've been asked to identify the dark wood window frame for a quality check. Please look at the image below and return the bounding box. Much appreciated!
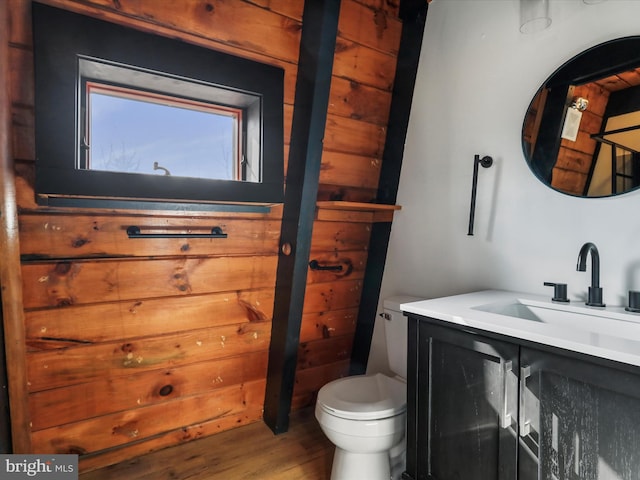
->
[32,3,284,209]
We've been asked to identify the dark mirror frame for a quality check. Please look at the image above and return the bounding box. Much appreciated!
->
[33,3,284,208]
[522,36,640,198]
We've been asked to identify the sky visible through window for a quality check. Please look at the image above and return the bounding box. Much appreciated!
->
[88,92,237,180]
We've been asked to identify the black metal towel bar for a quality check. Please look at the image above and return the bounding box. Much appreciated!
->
[126,226,228,239]
[468,154,493,236]
[308,259,343,272]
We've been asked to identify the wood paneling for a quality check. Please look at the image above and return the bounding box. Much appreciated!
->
[293,217,368,407]
[11,108,34,162]
[299,308,358,343]
[333,38,397,91]
[328,76,393,125]
[4,0,405,469]
[310,221,371,252]
[6,0,291,466]
[38,0,302,66]
[25,289,275,347]
[29,351,268,430]
[9,47,34,106]
[19,215,281,258]
[358,0,400,18]
[79,407,265,472]
[290,0,403,410]
[337,0,402,55]
[324,114,387,157]
[246,0,305,21]
[84,0,302,63]
[31,379,267,454]
[21,256,278,308]
[303,279,364,314]
[1,0,31,453]
[27,322,272,391]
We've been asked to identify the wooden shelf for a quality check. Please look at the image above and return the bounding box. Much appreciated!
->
[316,201,401,223]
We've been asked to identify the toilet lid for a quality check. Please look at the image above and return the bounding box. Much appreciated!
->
[317,373,406,421]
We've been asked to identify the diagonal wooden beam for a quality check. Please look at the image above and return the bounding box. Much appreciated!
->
[263,0,341,434]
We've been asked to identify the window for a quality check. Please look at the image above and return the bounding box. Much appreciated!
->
[33,3,284,208]
[85,82,242,181]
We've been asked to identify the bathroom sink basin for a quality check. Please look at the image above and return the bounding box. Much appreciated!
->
[401,290,640,368]
[472,299,597,324]
[474,299,570,323]
[472,297,640,338]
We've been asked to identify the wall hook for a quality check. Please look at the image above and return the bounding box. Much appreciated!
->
[308,260,343,272]
[468,154,493,236]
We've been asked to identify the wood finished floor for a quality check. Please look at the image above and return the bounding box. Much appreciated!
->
[79,408,334,480]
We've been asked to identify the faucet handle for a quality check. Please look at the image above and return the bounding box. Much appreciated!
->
[544,282,570,303]
[626,291,640,313]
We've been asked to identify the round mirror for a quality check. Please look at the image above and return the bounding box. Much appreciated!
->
[522,37,640,197]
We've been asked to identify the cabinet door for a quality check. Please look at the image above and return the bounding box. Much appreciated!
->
[519,347,640,480]
[407,318,519,480]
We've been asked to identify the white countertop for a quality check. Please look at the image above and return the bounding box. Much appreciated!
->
[401,290,640,368]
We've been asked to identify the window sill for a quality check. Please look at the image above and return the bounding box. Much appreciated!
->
[36,194,281,216]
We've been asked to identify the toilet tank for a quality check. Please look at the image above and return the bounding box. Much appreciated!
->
[383,295,423,379]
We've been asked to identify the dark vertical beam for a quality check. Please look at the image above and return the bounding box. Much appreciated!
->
[530,85,571,183]
[264,0,341,434]
[350,0,428,375]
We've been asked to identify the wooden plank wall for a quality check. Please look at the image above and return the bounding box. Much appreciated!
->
[5,0,404,471]
[292,1,402,409]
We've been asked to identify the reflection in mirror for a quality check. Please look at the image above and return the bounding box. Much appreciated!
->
[523,37,640,197]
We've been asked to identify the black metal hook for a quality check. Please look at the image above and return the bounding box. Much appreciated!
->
[468,154,493,236]
[308,260,343,272]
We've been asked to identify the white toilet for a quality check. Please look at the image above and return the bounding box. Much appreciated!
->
[315,295,421,480]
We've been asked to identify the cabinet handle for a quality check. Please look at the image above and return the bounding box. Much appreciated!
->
[519,365,531,437]
[501,360,513,429]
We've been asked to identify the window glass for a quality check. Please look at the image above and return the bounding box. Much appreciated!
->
[86,85,240,180]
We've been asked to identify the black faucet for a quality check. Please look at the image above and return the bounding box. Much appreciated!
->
[576,242,605,307]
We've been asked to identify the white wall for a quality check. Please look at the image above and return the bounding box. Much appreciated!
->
[368,0,640,374]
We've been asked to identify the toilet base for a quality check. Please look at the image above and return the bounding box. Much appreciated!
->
[330,447,390,480]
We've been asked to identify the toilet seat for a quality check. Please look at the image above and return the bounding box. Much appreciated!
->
[317,373,406,421]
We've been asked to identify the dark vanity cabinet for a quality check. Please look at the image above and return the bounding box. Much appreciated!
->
[405,318,519,480]
[519,347,640,480]
[405,314,640,480]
